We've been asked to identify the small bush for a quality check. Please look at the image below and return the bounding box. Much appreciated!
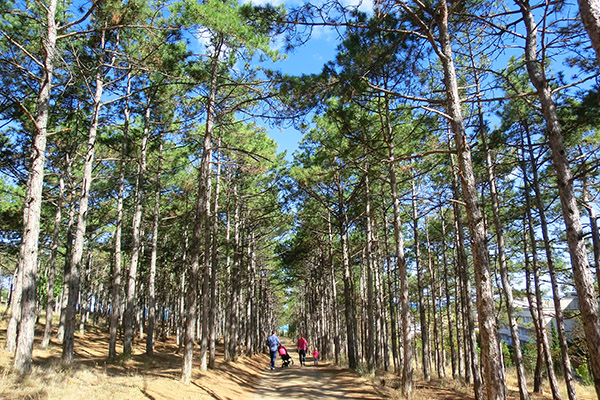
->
[575,364,593,386]
[502,342,513,368]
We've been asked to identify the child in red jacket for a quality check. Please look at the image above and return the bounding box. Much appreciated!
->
[311,348,320,365]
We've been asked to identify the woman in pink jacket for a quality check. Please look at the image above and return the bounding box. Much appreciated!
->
[297,335,308,366]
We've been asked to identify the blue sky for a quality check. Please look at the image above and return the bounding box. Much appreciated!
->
[249,0,594,161]
[262,27,339,159]
[247,0,374,159]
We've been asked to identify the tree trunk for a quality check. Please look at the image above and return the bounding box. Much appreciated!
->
[582,173,600,294]
[208,137,223,369]
[453,256,464,379]
[522,159,563,400]
[123,104,150,356]
[327,211,341,365]
[62,38,106,365]
[426,223,442,379]
[13,0,58,373]
[450,155,483,400]
[41,169,64,348]
[522,219,545,394]
[420,1,505,395]
[382,92,413,395]
[440,213,458,379]
[577,0,600,65]
[4,267,17,317]
[374,242,387,370]
[383,210,400,373]
[6,260,22,354]
[365,170,376,371]
[338,175,358,369]
[79,253,92,335]
[223,180,233,361]
[524,125,577,400]
[146,137,163,356]
[444,44,505,400]
[182,239,199,383]
[56,167,75,344]
[480,122,529,400]
[412,180,431,382]
[199,35,222,372]
[109,78,129,359]
[518,1,600,395]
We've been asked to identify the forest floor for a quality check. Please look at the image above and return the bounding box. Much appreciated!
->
[0,315,596,399]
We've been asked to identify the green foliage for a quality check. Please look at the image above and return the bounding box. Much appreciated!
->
[520,340,538,373]
[502,341,514,368]
[174,0,283,60]
[0,176,23,249]
[575,363,594,386]
[550,323,561,373]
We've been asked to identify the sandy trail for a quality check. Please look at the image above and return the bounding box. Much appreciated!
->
[248,356,383,400]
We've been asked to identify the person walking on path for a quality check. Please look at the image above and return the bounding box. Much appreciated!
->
[297,335,308,366]
[311,348,319,365]
[266,330,282,370]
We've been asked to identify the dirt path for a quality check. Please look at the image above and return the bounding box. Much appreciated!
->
[247,343,384,400]
[248,362,384,400]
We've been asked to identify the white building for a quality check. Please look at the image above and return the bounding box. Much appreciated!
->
[499,296,580,346]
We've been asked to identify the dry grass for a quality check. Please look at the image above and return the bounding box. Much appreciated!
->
[1,306,597,400]
[0,313,267,400]
[369,364,597,399]
[504,367,597,400]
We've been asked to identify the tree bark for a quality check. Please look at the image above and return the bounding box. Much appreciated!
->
[518,1,600,395]
[524,125,577,400]
[440,213,458,379]
[365,170,376,371]
[522,217,545,394]
[109,76,129,360]
[522,159,563,400]
[41,170,65,348]
[199,35,222,372]
[13,0,58,373]
[62,31,106,365]
[401,0,506,395]
[123,104,150,356]
[426,223,443,379]
[337,173,358,370]
[327,211,341,365]
[577,0,600,65]
[382,93,413,395]
[582,172,600,294]
[146,137,163,356]
[382,210,400,373]
[56,165,74,344]
[6,260,22,354]
[450,154,483,400]
[208,137,223,369]
[412,179,431,382]
[480,123,529,400]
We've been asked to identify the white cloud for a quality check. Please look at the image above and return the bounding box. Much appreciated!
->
[194,29,212,51]
[339,0,374,13]
[270,34,286,52]
[312,25,334,40]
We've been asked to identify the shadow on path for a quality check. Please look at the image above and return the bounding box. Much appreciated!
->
[248,363,384,400]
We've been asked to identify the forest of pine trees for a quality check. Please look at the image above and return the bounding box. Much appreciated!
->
[1,0,600,399]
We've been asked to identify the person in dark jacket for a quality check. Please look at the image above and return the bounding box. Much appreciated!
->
[266,330,282,370]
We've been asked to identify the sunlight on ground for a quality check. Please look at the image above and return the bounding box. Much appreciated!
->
[0,311,597,400]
